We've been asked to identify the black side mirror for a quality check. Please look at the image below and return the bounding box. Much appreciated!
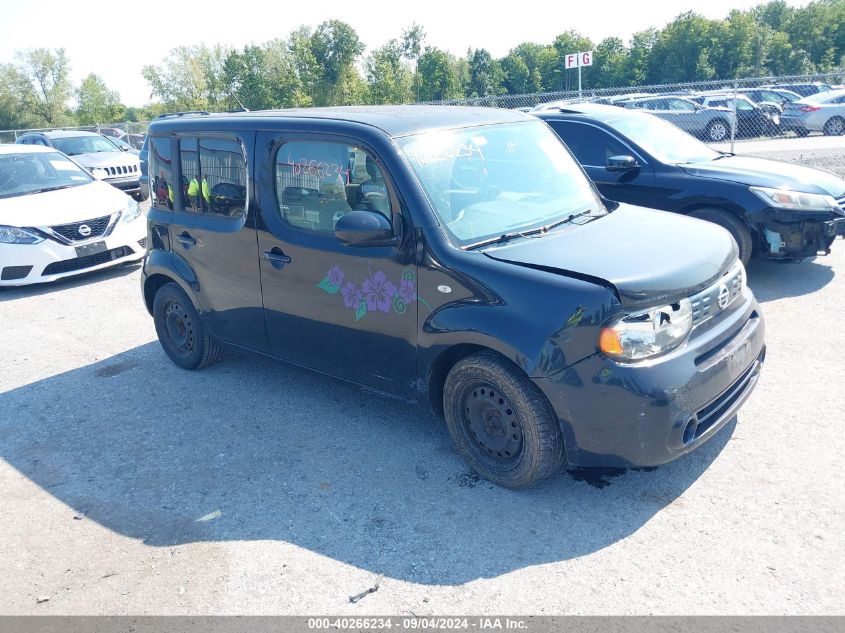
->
[335,210,396,247]
[606,155,639,172]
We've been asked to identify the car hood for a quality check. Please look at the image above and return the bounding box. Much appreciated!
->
[73,151,139,169]
[680,155,845,197]
[483,204,737,309]
[0,181,130,227]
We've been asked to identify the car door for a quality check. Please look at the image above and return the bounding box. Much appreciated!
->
[255,131,418,400]
[148,133,266,351]
[545,120,657,208]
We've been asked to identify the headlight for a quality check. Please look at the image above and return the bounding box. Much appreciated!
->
[599,299,693,362]
[0,225,44,244]
[750,186,839,212]
[120,197,142,223]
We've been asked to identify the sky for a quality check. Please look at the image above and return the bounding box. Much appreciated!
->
[0,0,809,107]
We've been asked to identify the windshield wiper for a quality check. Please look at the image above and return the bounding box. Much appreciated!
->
[464,210,594,251]
[23,184,76,195]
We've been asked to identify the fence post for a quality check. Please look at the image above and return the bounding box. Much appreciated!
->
[730,81,737,154]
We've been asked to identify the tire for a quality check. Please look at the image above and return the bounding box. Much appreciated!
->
[443,351,564,489]
[823,116,844,136]
[689,207,753,266]
[705,118,730,142]
[152,282,220,370]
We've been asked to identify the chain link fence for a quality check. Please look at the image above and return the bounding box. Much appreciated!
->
[0,121,150,147]
[425,72,845,175]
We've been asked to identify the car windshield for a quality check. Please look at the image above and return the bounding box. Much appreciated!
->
[608,114,720,164]
[0,151,92,199]
[397,121,604,247]
[51,135,119,156]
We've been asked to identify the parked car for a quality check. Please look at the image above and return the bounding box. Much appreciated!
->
[140,106,766,489]
[781,88,845,136]
[762,82,832,98]
[15,130,145,201]
[617,96,736,142]
[0,144,146,286]
[689,94,781,137]
[139,134,149,201]
[741,87,802,107]
[535,103,845,264]
[125,133,146,150]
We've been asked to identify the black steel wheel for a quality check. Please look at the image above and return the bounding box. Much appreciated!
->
[443,351,564,489]
[153,282,220,370]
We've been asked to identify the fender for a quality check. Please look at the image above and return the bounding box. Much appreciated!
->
[141,248,203,314]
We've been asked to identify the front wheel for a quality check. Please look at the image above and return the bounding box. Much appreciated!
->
[443,351,564,489]
[152,282,220,370]
[706,118,730,142]
[689,207,753,266]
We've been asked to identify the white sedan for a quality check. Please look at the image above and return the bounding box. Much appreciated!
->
[0,144,146,286]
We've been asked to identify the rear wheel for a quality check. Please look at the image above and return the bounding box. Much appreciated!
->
[689,207,753,266]
[706,119,730,142]
[153,282,220,370]
[823,116,844,136]
[443,351,564,489]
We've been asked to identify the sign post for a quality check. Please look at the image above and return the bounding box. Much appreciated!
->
[565,51,593,97]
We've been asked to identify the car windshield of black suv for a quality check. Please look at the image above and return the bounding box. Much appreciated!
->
[0,151,93,199]
[609,114,721,164]
[398,121,605,247]
[51,135,120,156]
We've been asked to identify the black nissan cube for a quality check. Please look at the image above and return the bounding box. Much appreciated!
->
[140,106,765,489]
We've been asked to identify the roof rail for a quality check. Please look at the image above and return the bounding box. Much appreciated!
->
[155,111,211,119]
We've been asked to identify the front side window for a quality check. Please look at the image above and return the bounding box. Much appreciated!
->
[548,121,628,167]
[180,137,247,217]
[149,136,174,210]
[398,121,604,247]
[274,141,391,234]
[0,151,93,200]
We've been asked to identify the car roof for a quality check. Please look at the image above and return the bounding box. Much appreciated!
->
[148,105,532,138]
[532,102,646,123]
[0,143,59,155]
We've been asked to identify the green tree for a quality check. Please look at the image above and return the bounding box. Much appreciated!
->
[626,28,658,85]
[76,73,124,124]
[0,63,39,129]
[417,47,463,101]
[592,37,629,88]
[143,45,229,111]
[366,39,413,104]
[647,12,718,83]
[310,20,365,105]
[467,48,504,97]
[17,48,73,126]
[288,26,320,105]
[401,22,426,100]
[550,31,594,90]
[222,41,305,110]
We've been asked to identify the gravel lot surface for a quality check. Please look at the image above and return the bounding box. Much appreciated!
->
[1,208,844,616]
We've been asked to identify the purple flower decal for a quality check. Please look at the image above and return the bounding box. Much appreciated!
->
[341,281,362,309]
[327,265,344,288]
[399,278,416,304]
[363,270,397,314]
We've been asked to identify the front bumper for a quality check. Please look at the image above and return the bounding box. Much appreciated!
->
[536,289,765,468]
[0,217,146,286]
[758,212,845,258]
[104,175,141,194]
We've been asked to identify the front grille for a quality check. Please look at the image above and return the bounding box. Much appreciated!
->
[694,359,760,438]
[42,246,133,276]
[105,165,138,176]
[1,265,33,281]
[690,263,744,327]
[50,214,112,242]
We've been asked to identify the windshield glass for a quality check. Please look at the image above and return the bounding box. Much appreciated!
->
[397,121,604,247]
[0,151,92,199]
[608,113,720,164]
[51,135,119,156]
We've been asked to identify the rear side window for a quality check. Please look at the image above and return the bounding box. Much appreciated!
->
[274,140,391,235]
[179,137,247,218]
[149,136,174,210]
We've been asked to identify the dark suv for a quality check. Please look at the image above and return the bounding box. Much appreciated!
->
[141,107,765,489]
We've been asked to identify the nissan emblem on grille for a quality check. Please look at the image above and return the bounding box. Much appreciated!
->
[717,285,730,309]
[78,224,92,237]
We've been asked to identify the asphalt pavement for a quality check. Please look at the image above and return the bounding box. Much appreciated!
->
[0,234,843,615]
